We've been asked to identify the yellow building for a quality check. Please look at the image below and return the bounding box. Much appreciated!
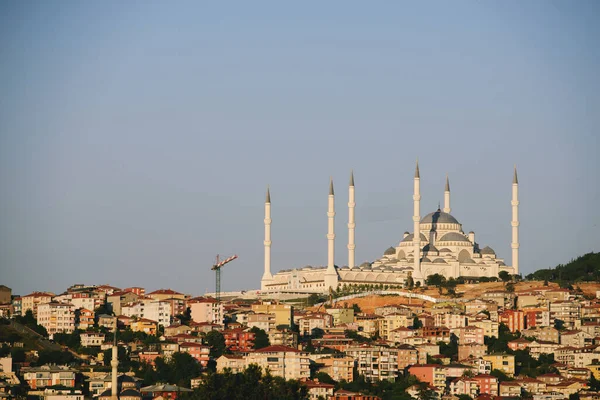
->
[483,354,515,376]
[319,355,355,382]
[325,308,354,326]
[378,313,411,341]
[130,318,158,335]
[251,302,293,328]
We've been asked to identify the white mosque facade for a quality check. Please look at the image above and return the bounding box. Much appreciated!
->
[261,162,520,293]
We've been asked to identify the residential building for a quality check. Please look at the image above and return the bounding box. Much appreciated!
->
[550,301,581,330]
[21,292,54,316]
[298,315,328,336]
[0,286,11,304]
[37,302,75,335]
[346,346,401,382]
[319,356,354,382]
[458,344,487,361]
[121,300,171,327]
[522,326,560,343]
[189,297,224,325]
[304,380,335,400]
[378,314,411,341]
[12,297,22,317]
[499,310,525,333]
[106,291,139,316]
[408,364,446,389]
[456,326,485,345]
[524,308,551,328]
[22,366,76,389]
[139,384,192,400]
[179,343,210,366]
[434,313,467,329]
[76,308,95,330]
[396,344,419,370]
[130,318,158,335]
[247,313,276,332]
[251,302,293,328]
[244,345,310,380]
[216,355,245,373]
[472,374,499,396]
[222,328,255,352]
[469,319,499,338]
[508,337,531,351]
[147,289,187,302]
[354,314,379,338]
[483,354,515,376]
[80,332,105,347]
[326,308,355,326]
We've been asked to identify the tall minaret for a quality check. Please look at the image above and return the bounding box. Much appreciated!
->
[261,187,273,290]
[511,166,520,276]
[443,174,451,214]
[413,161,421,274]
[347,171,356,270]
[111,318,118,400]
[324,178,338,289]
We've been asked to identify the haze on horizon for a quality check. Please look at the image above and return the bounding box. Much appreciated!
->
[1,1,599,296]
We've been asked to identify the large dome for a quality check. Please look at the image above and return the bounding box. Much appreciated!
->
[420,210,460,225]
[438,232,471,242]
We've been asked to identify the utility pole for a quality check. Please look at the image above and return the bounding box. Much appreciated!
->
[211,254,238,301]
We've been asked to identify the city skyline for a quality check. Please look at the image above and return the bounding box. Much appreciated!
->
[1,2,599,295]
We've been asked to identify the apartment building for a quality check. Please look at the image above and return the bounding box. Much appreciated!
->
[76,308,95,330]
[179,343,210,366]
[408,364,446,389]
[319,356,355,382]
[189,297,224,325]
[244,345,310,380]
[251,302,293,328]
[458,344,487,361]
[297,315,328,336]
[21,292,54,316]
[247,313,276,332]
[456,326,485,345]
[346,346,401,382]
[121,300,171,327]
[22,366,76,389]
[550,301,581,330]
[222,328,255,352]
[378,314,411,341]
[37,302,75,335]
[499,310,525,333]
[483,354,515,376]
[80,332,105,347]
[521,326,560,343]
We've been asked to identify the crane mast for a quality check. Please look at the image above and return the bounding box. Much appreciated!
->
[211,254,238,301]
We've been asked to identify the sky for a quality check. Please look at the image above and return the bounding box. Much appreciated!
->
[1,1,599,297]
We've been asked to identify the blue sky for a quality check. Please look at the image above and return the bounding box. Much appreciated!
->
[1,1,599,296]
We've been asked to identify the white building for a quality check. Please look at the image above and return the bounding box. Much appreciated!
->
[37,302,75,336]
[243,345,310,380]
[80,332,105,347]
[121,299,170,327]
[261,164,519,293]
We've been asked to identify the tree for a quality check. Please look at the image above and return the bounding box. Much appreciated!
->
[405,275,415,290]
[426,273,446,288]
[205,330,227,358]
[352,303,362,314]
[490,369,513,382]
[175,307,192,326]
[314,372,336,384]
[412,317,423,329]
[505,282,515,293]
[250,327,270,349]
[499,271,511,282]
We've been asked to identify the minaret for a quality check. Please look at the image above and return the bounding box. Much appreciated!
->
[511,166,520,276]
[413,161,421,274]
[111,318,118,400]
[261,187,273,290]
[324,178,338,289]
[443,174,451,214]
[347,171,356,270]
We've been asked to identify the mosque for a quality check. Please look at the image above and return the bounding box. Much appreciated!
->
[260,162,520,293]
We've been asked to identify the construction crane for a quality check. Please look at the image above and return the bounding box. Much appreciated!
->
[211,254,238,302]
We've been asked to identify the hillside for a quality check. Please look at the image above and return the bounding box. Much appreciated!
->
[526,252,600,283]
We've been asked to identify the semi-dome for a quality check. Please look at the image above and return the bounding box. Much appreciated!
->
[384,246,396,255]
[438,248,451,253]
[480,246,496,255]
[359,262,371,268]
[438,232,470,242]
[401,233,428,243]
[420,210,460,225]
[433,258,447,264]
[421,257,432,263]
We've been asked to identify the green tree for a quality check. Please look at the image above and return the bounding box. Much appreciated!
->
[505,282,515,293]
[250,327,270,349]
[426,273,446,288]
[490,368,513,382]
[499,271,511,282]
[175,307,192,326]
[205,330,226,358]
[412,317,423,329]
[352,303,362,314]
